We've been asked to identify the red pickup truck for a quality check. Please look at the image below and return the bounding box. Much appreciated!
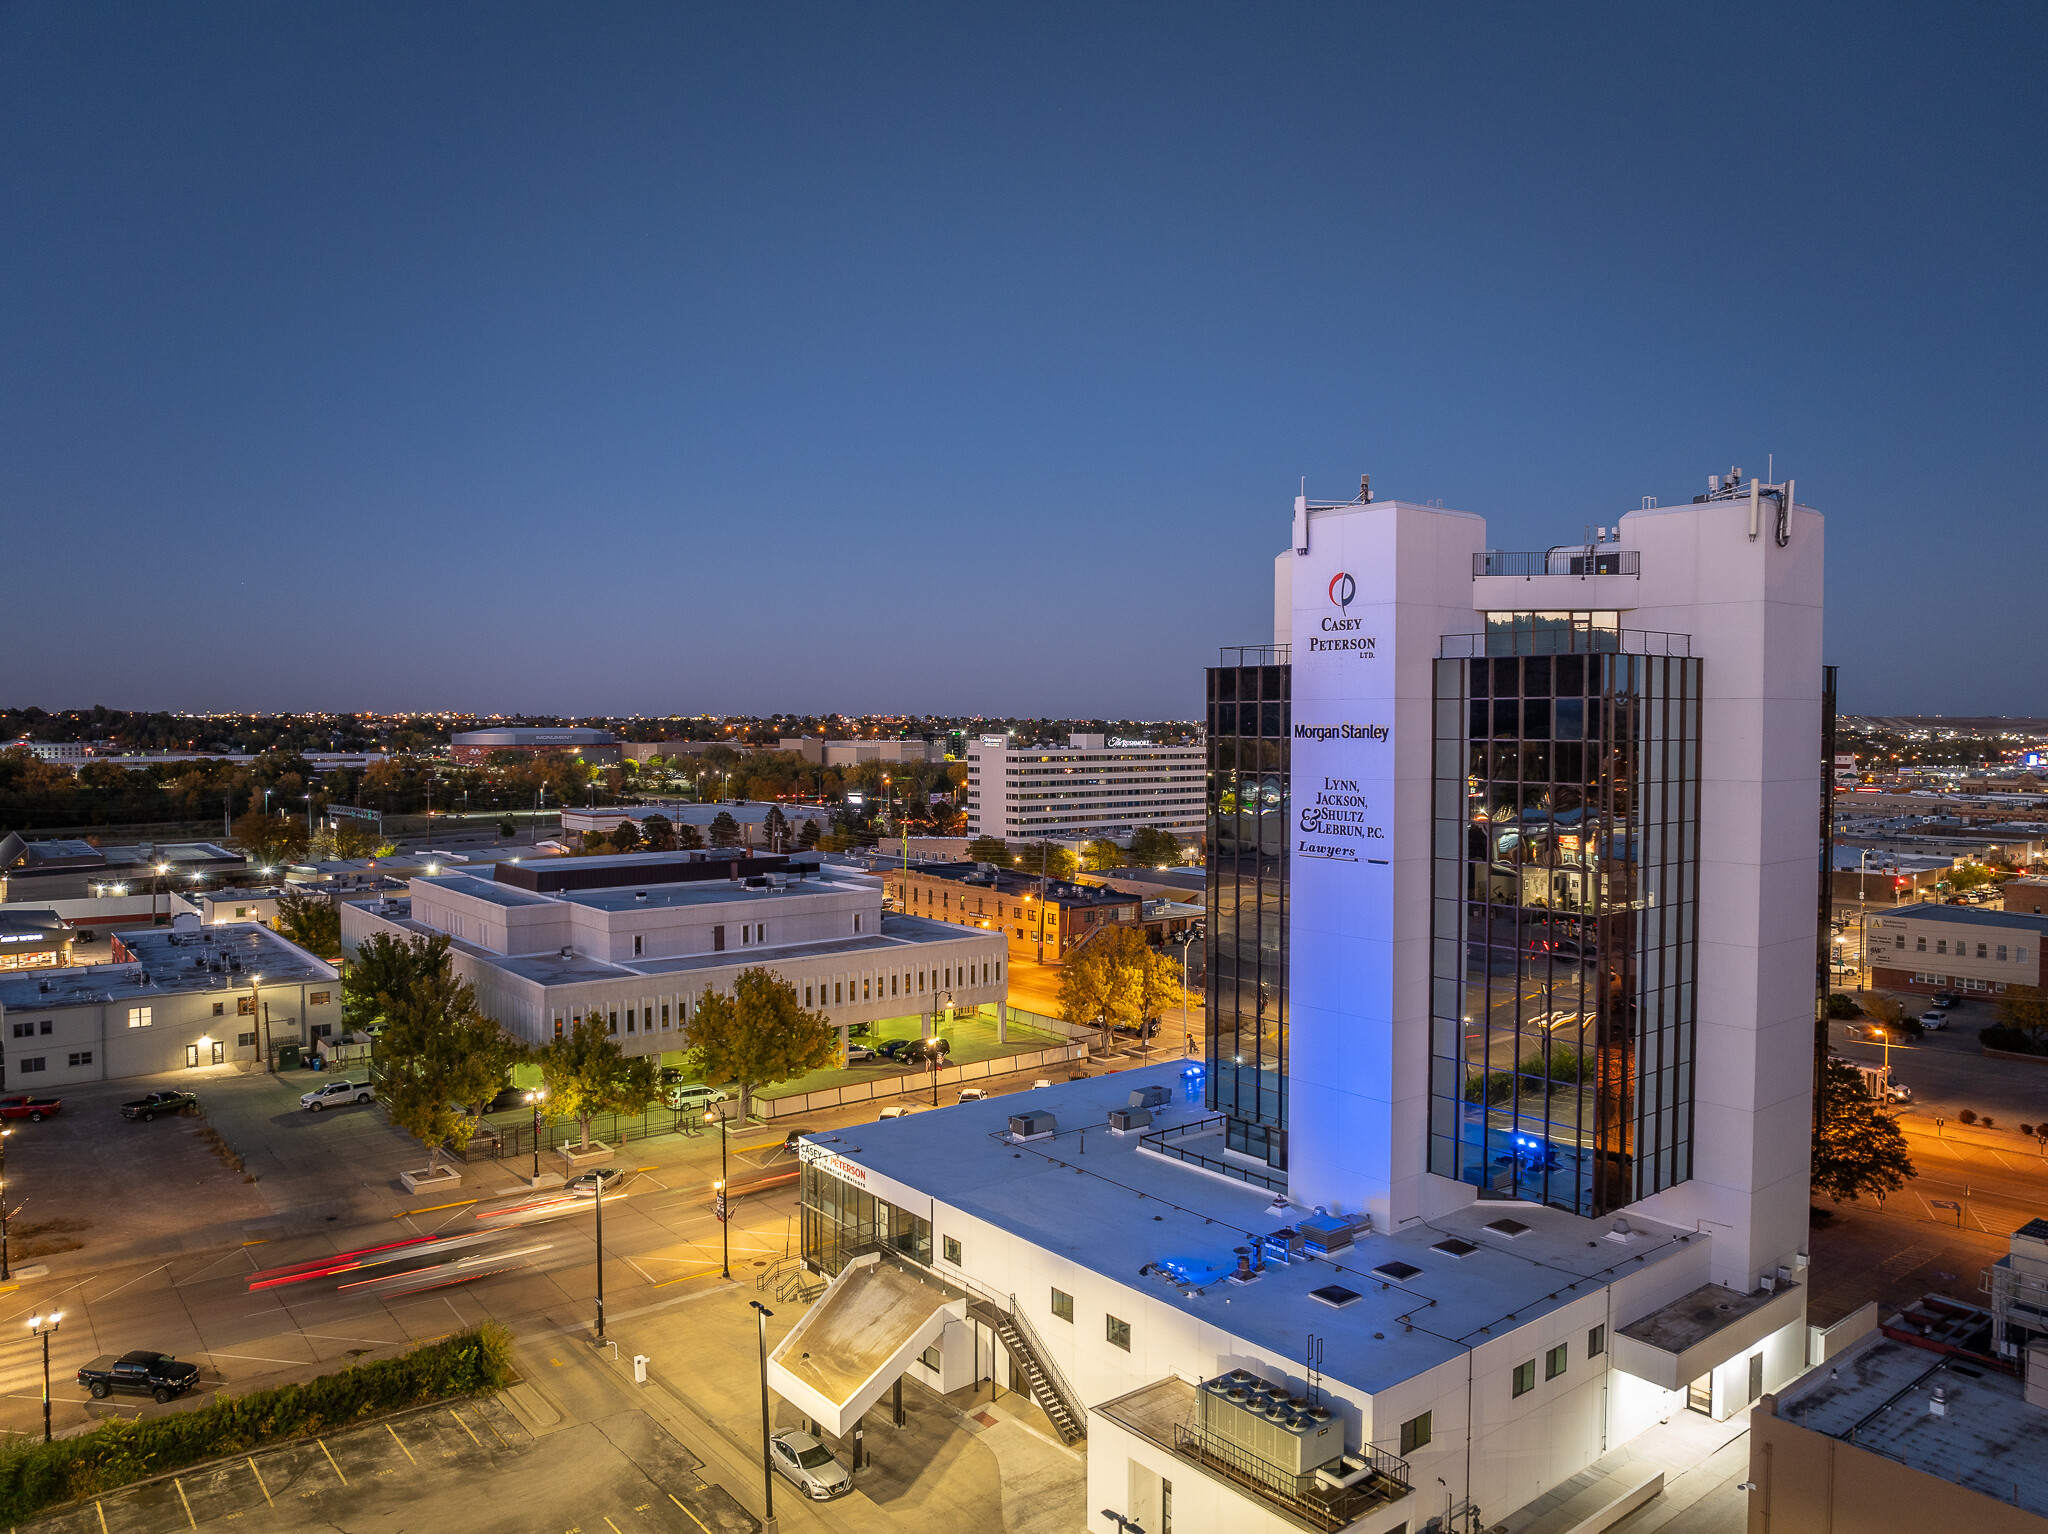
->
[0,1096,61,1123]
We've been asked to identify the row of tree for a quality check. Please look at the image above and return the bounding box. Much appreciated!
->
[1056,927,1185,1051]
[341,934,843,1167]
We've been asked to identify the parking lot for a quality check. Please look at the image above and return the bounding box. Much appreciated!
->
[24,1394,756,1534]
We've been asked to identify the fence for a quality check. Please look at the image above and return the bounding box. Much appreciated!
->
[1139,1114,1288,1193]
[756,1041,1089,1120]
[1003,1004,1093,1040]
[449,1103,727,1163]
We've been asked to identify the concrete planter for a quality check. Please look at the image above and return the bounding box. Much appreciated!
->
[517,1171,568,1191]
[555,1141,616,1170]
[399,1166,461,1194]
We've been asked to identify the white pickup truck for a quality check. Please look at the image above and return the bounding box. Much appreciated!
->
[301,1079,376,1111]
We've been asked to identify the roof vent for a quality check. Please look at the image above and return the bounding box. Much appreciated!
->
[1604,1218,1639,1245]
[1484,1217,1532,1238]
[1929,1386,1948,1416]
[635,891,648,902]
[1309,1284,1361,1309]
[559,946,573,958]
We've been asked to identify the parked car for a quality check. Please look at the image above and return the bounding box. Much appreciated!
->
[1919,1010,1949,1030]
[564,1168,627,1197]
[1932,992,1962,1009]
[0,1096,61,1122]
[958,1087,989,1103]
[878,1104,927,1119]
[844,1043,880,1063]
[874,1039,916,1061]
[667,1083,729,1113]
[769,1429,852,1500]
[121,1091,197,1121]
[76,1351,200,1404]
[901,1037,952,1066]
[301,1080,375,1111]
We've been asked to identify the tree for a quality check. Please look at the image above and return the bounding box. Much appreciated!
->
[274,892,341,959]
[1128,828,1183,867]
[683,968,838,1121]
[1081,839,1125,871]
[1947,862,2000,892]
[708,811,741,848]
[1011,841,1078,881]
[373,935,524,1171]
[1998,984,2048,1041]
[1057,927,1182,1051]
[1824,992,1862,1020]
[797,818,821,850]
[499,816,517,838]
[966,836,1009,865]
[1812,1055,1916,1204]
[677,820,707,851]
[342,931,442,1034]
[609,819,644,854]
[229,811,306,870]
[538,1018,662,1150]
[641,814,677,852]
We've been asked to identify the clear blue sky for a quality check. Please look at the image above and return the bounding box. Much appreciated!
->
[4,4,2041,719]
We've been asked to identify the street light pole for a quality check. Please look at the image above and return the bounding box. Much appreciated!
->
[29,1313,60,1443]
[528,1089,546,1181]
[1176,926,1201,1057]
[708,1106,730,1279]
[593,1167,606,1341]
[749,1301,776,1522]
[0,1127,12,1280]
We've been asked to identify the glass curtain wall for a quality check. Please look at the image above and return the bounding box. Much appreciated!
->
[1429,630,1700,1215]
[1206,656,1290,1170]
[799,1162,933,1276]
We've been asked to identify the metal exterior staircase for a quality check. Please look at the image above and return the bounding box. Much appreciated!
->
[970,1297,1087,1445]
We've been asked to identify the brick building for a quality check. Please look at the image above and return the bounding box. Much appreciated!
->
[1867,902,2048,996]
[886,861,1138,963]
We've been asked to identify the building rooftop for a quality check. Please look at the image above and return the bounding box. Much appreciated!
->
[560,876,860,913]
[416,874,558,908]
[897,862,1141,907]
[363,905,992,986]
[1770,1330,2048,1518]
[0,923,336,1009]
[804,1064,1697,1397]
[1885,902,2048,935]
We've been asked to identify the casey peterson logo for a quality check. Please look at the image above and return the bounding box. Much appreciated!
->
[1327,572,1355,610]
[1311,569,1375,652]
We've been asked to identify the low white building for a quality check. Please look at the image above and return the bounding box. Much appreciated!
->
[0,923,341,1086]
[339,856,1006,1063]
[788,1064,1808,1534]
[966,734,1204,844]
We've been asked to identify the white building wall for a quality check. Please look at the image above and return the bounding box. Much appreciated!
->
[1621,496,1824,1295]
[965,741,1205,843]
[1283,501,1488,1226]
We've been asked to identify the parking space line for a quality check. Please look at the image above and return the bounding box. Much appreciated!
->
[448,1407,484,1448]
[96,1501,108,1533]
[318,1436,349,1485]
[248,1457,272,1504]
[604,1518,624,1533]
[669,1493,715,1534]
[385,1422,417,1464]
[477,1409,511,1448]
[172,1477,196,1529]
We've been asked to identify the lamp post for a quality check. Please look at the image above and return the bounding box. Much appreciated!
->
[593,1163,606,1341]
[0,1126,12,1280]
[1100,1510,1146,1534]
[28,1313,60,1443]
[749,1301,776,1522]
[1175,926,1202,1057]
[707,1105,730,1279]
[527,1089,546,1182]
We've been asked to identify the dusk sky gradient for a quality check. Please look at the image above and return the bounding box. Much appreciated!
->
[4,4,2043,719]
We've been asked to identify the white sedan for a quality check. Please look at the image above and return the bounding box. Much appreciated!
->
[770,1430,852,1500]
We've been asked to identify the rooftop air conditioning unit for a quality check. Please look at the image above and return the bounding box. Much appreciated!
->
[1008,1110,1057,1142]
[1108,1107,1152,1132]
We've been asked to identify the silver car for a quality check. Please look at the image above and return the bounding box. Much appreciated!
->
[769,1429,851,1500]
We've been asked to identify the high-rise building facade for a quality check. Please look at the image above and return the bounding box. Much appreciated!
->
[965,733,1204,844]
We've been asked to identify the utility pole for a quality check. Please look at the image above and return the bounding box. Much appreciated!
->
[749,1302,776,1522]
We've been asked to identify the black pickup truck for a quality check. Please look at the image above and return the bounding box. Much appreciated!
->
[121,1090,198,1121]
[77,1351,201,1403]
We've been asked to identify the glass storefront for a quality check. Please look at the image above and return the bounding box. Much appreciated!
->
[799,1161,932,1276]
[1205,655,1289,1170]
[1429,635,1701,1215]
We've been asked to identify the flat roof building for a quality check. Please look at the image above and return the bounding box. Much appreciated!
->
[883,861,1143,964]
[340,853,1006,1066]
[0,835,247,903]
[0,922,340,1086]
[785,474,1827,1534]
[1868,901,2048,995]
[966,733,1203,845]
[780,737,940,767]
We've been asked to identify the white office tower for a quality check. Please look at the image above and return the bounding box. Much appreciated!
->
[785,474,1826,1534]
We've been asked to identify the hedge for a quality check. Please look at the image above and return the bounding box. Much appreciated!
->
[0,1323,514,1523]
[1980,1024,2048,1056]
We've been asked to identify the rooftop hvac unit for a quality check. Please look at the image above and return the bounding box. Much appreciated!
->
[1108,1107,1152,1132]
[1128,1084,1171,1110]
[1008,1110,1057,1141]
[1298,1214,1353,1255]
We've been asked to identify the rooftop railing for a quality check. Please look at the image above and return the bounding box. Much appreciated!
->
[1476,548,1640,578]
[1138,1113,1288,1194]
[1170,1423,1412,1532]
[1217,645,1290,667]
[1439,628,1693,658]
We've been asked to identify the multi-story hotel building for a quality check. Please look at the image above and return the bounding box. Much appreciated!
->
[966,733,1204,846]
[775,474,1828,1534]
